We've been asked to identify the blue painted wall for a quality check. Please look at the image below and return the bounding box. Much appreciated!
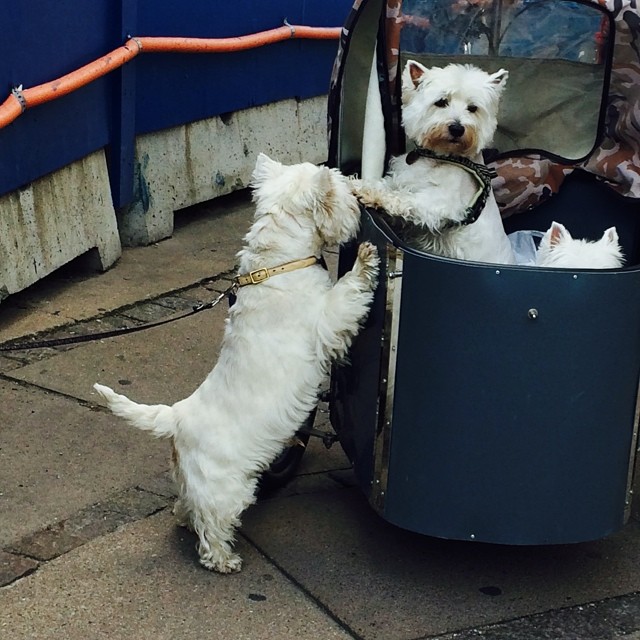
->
[133,0,345,134]
[0,1,117,199]
[0,0,349,206]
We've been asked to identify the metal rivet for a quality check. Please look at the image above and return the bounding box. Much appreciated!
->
[573,274,578,280]
[495,269,501,275]
[470,534,476,540]
[528,308,538,320]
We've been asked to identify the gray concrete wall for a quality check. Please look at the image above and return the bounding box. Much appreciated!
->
[117,95,328,246]
[0,150,121,302]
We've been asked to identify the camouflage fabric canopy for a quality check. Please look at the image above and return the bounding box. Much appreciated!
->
[328,0,640,217]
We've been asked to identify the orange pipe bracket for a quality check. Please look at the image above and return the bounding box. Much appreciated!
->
[0,23,341,130]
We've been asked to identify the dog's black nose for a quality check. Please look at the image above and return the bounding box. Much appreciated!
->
[448,123,465,138]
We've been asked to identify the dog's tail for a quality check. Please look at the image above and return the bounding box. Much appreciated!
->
[93,383,175,438]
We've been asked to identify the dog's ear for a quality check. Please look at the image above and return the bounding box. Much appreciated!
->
[254,152,279,172]
[313,166,338,223]
[601,226,619,245]
[251,153,282,185]
[548,221,571,247]
[405,60,428,88]
[311,167,360,245]
[489,69,509,92]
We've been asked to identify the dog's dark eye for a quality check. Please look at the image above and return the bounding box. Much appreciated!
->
[434,98,448,108]
[468,105,478,113]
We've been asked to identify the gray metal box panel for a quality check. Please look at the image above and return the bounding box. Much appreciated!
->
[331,210,640,544]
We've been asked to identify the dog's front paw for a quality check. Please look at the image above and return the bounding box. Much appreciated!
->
[349,178,384,210]
[348,175,363,195]
[355,184,381,209]
[355,241,380,289]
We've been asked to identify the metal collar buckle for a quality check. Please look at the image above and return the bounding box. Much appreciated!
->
[249,268,269,284]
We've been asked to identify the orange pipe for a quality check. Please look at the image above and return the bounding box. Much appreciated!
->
[138,25,341,53]
[23,39,143,109]
[0,24,341,130]
[0,94,23,129]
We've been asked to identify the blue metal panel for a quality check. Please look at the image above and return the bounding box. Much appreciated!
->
[0,0,351,200]
[134,0,350,134]
[332,208,640,545]
[384,249,640,544]
[0,2,119,86]
[136,0,346,37]
[133,42,336,134]
[0,0,118,195]
[107,2,139,209]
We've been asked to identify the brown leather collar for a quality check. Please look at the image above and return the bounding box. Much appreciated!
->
[234,256,319,287]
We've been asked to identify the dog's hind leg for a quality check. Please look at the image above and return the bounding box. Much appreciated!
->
[172,498,193,531]
[190,477,258,573]
[194,514,243,574]
[316,242,380,364]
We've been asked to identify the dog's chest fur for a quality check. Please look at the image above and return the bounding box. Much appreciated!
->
[385,155,514,263]
[388,154,478,212]
[195,270,332,431]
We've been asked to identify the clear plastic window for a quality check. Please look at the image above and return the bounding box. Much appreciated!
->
[398,0,612,160]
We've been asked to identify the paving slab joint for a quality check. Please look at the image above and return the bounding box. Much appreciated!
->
[419,590,640,640]
[0,550,40,588]
[2,486,172,585]
[239,529,364,640]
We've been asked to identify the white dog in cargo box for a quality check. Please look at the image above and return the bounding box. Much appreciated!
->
[352,61,515,264]
[536,221,624,268]
[94,153,379,573]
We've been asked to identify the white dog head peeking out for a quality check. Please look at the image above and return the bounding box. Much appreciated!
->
[401,61,508,158]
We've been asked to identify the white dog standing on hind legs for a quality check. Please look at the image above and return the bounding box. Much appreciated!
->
[352,60,515,264]
[94,153,379,573]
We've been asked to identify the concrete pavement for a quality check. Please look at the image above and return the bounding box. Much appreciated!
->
[2,190,640,639]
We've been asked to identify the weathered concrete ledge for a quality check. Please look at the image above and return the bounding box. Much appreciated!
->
[117,95,328,246]
[0,150,121,301]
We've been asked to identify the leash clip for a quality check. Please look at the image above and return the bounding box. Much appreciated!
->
[192,285,236,312]
[193,282,238,313]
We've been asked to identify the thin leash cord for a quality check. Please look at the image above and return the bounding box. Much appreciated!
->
[0,283,236,352]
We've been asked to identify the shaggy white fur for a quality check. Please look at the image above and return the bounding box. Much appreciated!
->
[536,221,624,268]
[94,153,379,573]
[352,61,515,264]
